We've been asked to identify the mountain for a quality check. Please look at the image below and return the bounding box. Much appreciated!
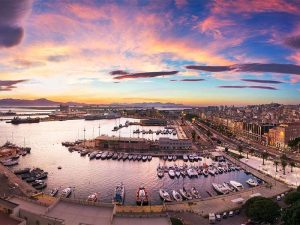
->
[0,98,61,106]
[0,98,190,108]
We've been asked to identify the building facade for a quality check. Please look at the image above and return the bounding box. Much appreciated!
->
[158,138,192,150]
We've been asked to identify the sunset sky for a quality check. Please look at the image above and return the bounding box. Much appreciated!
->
[0,0,300,105]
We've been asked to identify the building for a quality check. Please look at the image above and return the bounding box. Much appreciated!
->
[140,119,167,126]
[265,123,300,149]
[95,135,151,151]
[242,122,276,142]
[158,137,192,150]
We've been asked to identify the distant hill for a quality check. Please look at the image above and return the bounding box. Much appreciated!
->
[0,98,190,108]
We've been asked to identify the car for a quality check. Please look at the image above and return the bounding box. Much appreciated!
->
[222,212,227,219]
[276,195,281,201]
[235,209,241,215]
[229,211,234,217]
[216,214,221,221]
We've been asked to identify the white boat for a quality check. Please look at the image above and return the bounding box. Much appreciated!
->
[168,169,175,178]
[190,187,201,199]
[223,182,235,192]
[61,187,72,198]
[246,178,258,187]
[183,154,188,161]
[229,180,244,191]
[136,186,148,205]
[157,169,164,178]
[49,188,59,197]
[179,187,193,200]
[3,159,18,166]
[208,168,215,176]
[159,189,172,202]
[175,170,181,178]
[113,183,125,205]
[172,190,183,201]
[212,183,229,195]
[87,193,98,202]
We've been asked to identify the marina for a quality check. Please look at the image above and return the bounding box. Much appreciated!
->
[1,117,260,205]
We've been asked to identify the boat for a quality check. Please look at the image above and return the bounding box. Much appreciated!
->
[132,155,138,161]
[157,169,164,178]
[159,189,172,202]
[163,155,168,161]
[229,181,244,191]
[3,159,18,166]
[168,169,175,178]
[89,151,98,160]
[246,178,258,187]
[32,180,44,187]
[190,187,201,199]
[35,172,48,180]
[167,155,173,161]
[172,155,177,161]
[142,155,148,162]
[208,168,215,176]
[113,183,125,205]
[61,187,72,198]
[12,154,20,160]
[49,188,59,197]
[175,170,181,178]
[147,155,152,161]
[137,155,142,161]
[95,152,102,159]
[112,153,118,160]
[117,153,123,160]
[188,155,194,162]
[128,154,133,160]
[11,116,40,125]
[101,151,108,160]
[212,183,229,195]
[80,150,88,156]
[183,154,188,162]
[25,177,36,183]
[107,152,113,159]
[122,153,129,161]
[223,182,235,192]
[87,193,98,202]
[172,190,183,201]
[14,168,30,175]
[136,186,149,205]
[35,182,47,190]
[179,187,192,200]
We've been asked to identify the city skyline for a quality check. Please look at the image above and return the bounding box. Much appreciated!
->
[1,0,300,105]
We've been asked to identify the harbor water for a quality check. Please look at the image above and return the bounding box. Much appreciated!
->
[0,117,255,205]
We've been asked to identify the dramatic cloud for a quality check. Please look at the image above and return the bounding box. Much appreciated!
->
[186,63,300,75]
[0,0,32,48]
[110,70,129,75]
[284,35,300,49]
[219,85,277,90]
[241,79,284,84]
[0,79,27,91]
[180,78,205,82]
[113,71,179,80]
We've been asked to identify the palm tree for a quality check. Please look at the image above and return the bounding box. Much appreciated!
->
[281,160,287,175]
[249,149,255,156]
[290,161,295,173]
[238,145,243,157]
[262,151,268,165]
[191,130,196,141]
[246,150,249,159]
[274,160,279,172]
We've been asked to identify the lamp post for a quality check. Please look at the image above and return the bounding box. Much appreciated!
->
[83,128,86,147]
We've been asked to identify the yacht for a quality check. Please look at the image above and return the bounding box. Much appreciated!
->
[113,183,125,205]
[223,182,235,192]
[147,155,152,161]
[3,159,18,166]
[172,155,177,161]
[212,183,229,195]
[172,190,183,201]
[179,187,192,200]
[167,155,173,161]
[122,153,129,161]
[183,154,188,162]
[159,189,172,202]
[87,193,98,202]
[142,155,148,162]
[157,169,164,178]
[128,154,133,160]
[136,186,149,206]
[190,187,201,199]
[203,169,209,177]
[168,169,175,178]
[229,181,244,191]
[95,152,102,159]
[61,187,72,198]
[246,178,258,187]
[49,188,59,197]
[137,155,142,161]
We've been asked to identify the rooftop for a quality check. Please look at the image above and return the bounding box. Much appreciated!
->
[0,198,18,209]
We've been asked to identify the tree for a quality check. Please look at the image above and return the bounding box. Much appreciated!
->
[249,149,255,156]
[262,151,268,166]
[297,185,300,192]
[284,191,300,205]
[224,147,229,152]
[274,160,279,172]
[282,199,300,225]
[246,150,249,159]
[245,196,280,224]
[281,159,288,175]
[238,145,243,156]
[290,161,296,173]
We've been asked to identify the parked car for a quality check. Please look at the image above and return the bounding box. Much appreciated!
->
[229,211,234,217]
[222,212,228,219]
[216,214,221,221]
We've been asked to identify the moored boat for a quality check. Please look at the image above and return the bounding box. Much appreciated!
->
[179,187,192,200]
[168,169,175,178]
[246,178,258,187]
[113,183,125,205]
[49,188,59,197]
[159,189,172,202]
[87,193,98,202]
[229,180,244,191]
[136,186,149,205]
[190,187,201,199]
[172,190,183,201]
[61,187,72,198]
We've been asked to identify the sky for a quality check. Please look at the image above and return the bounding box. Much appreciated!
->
[0,0,300,106]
